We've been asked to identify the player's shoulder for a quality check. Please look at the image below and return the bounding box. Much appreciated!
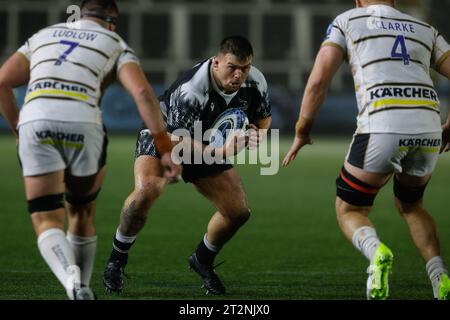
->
[168,59,211,106]
[246,65,268,93]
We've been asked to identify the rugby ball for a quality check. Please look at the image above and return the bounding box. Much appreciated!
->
[208,108,249,148]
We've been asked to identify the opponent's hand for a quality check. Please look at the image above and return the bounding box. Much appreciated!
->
[441,122,450,153]
[282,135,314,167]
[161,152,182,183]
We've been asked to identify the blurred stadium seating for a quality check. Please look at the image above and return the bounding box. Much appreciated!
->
[0,0,448,134]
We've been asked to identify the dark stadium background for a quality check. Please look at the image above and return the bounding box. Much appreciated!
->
[0,0,450,301]
[1,0,448,134]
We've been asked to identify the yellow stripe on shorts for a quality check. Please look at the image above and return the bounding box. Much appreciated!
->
[40,139,84,149]
[399,146,440,153]
[25,89,89,103]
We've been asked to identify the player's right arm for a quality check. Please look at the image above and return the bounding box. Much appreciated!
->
[117,62,182,181]
[282,45,344,166]
[0,52,30,138]
[437,57,450,153]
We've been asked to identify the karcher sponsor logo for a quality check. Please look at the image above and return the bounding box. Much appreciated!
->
[26,80,90,103]
[28,81,88,94]
[398,138,441,147]
[369,87,438,101]
[36,130,85,149]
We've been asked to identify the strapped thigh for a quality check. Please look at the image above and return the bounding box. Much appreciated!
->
[28,193,64,213]
[336,167,380,206]
[393,176,427,204]
[65,189,101,206]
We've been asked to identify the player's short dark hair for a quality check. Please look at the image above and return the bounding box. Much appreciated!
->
[219,36,254,61]
[80,0,119,16]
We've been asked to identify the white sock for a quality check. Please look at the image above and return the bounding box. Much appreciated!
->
[115,228,136,244]
[426,256,448,298]
[351,226,381,263]
[37,228,79,293]
[203,234,220,253]
[67,233,97,287]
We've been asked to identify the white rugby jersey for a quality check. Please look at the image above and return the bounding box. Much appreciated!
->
[17,20,139,126]
[324,4,450,134]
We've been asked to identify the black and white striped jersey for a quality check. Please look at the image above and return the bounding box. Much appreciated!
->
[324,4,450,134]
[17,20,139,126]
[159,58,271,136]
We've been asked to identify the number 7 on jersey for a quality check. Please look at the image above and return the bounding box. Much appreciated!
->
[55,40,79,66]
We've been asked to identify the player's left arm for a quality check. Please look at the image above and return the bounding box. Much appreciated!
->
[246,73,272,148]
[253,116,271,130]
[0,52,30,138]
[247,116,271,149]
[282,45,344,166]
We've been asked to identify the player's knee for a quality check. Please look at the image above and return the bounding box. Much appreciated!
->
[335,198,371,225]
[134,177,165,209]
[27,193,64,214]
[65,189,101,208]
[395,198,417,216]
[229,207,251,226]
[335,167,380,207]
[394,177,426,215]
[239,208,251,224]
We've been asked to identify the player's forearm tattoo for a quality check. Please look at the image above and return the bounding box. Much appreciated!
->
[120,200,148,234]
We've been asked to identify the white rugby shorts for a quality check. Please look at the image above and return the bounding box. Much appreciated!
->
[345,132,441,176]
[18,120,107,177]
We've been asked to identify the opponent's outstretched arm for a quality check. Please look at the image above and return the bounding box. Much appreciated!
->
[117,62,182,181]
[282,45,344,166]
[0,53,30,138]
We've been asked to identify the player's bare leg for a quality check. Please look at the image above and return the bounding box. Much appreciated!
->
[188,168,250,295]
[336,161,391,255]
[104,156,166,293]
[65,167,106,291]
[26,171,89,299]
[394,173,450,299]
[118,157,165,235]
[336,161,393,299]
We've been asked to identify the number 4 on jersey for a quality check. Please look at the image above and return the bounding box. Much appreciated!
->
[391,35,410,65]
[55,40,79,66]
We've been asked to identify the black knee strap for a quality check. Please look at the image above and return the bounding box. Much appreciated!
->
[336,167,380,206]
[28,194,64,213]
[65,189,101,206]
[393,177,427,203]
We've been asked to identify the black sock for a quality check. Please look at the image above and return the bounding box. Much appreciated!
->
[109,236,135,266]
[195,238,218,266]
